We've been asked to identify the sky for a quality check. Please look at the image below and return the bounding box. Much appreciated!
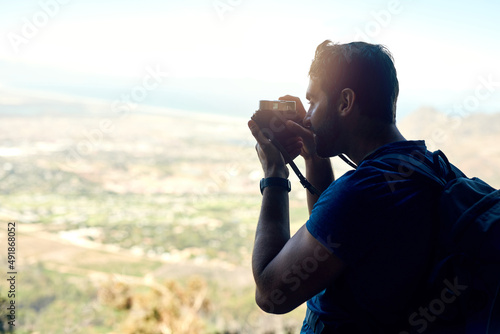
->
[0,0,499,119]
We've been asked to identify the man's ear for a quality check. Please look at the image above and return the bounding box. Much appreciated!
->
[338,88,356,117]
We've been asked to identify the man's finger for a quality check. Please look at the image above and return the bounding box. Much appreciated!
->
[279,95,306,118]
[285,120,311,138]
[248,120,272,147]
[248,119,288,168]
[284,139,303,161]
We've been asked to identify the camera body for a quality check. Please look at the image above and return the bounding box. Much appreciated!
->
[251,100,303,143]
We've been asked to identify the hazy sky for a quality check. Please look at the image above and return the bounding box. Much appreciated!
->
[1,0,499,118]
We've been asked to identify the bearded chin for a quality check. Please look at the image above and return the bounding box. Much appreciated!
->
[314,135,330,158]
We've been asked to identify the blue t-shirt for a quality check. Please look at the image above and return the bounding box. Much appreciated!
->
[303,140,440,333]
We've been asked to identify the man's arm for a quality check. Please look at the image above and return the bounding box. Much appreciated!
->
[305,155,334,214]
[248,120,344,314]
[253,222,344,314]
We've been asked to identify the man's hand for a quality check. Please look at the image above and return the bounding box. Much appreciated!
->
[279,95,317,161]
[248,120,289,179]
[284,121,317,161]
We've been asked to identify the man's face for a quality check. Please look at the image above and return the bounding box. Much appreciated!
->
[305,78,343,158]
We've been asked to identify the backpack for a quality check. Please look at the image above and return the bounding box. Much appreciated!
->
[380,150,500,334]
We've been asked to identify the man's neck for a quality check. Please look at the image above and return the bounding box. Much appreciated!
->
[345,119,406,165]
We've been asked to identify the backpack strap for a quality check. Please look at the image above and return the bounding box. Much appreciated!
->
[377,150,461,187]
[432,150,463,182]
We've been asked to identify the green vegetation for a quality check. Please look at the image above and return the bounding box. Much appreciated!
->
[11,263,112,334]
[0,113,309,333]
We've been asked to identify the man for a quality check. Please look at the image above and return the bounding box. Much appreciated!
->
[248,40,447,333]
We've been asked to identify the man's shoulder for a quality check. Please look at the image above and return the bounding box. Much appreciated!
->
[323,140,430,198]
[363,140,428,162]
[352,140,430,181]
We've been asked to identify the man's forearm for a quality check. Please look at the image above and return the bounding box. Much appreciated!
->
[305,156,334,214]
[252,186,290,285]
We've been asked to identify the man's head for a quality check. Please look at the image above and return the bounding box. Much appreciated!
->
[303,40,400,158]
[309,40,399,124]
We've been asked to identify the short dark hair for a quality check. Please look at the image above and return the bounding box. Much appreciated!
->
[309,40,399,123]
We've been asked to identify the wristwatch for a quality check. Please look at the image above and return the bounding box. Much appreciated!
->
[260,177,291,195]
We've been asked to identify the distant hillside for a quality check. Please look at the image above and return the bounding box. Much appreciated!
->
[398,107,500,188]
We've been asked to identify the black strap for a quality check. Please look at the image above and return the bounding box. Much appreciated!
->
[338,153,358,170]
[376,150,458,187]
[268,137,322,196]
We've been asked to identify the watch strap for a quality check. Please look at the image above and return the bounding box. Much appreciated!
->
[260,177,291,194]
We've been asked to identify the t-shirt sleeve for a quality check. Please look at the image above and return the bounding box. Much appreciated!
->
[306,166,392,266]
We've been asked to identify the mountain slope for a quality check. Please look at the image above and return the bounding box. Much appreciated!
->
[398,107,500,187]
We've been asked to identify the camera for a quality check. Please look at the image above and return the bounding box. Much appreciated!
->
[251,100,303,143]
